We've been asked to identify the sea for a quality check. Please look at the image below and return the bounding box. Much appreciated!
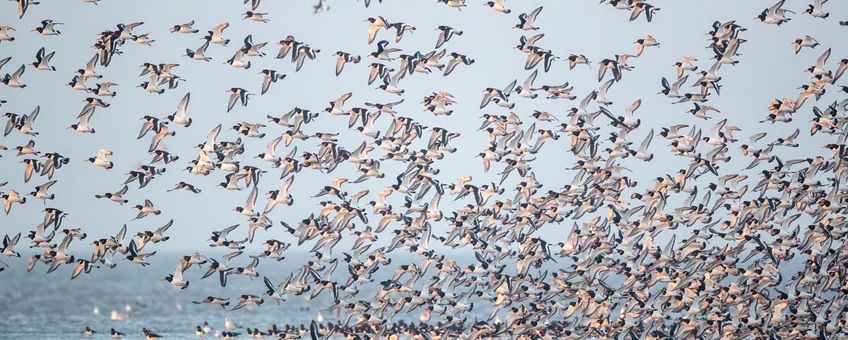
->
[0,250,479,339]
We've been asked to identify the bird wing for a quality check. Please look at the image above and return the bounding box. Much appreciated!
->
[598,79,615,97]
[79,107,94,125]
[280,175,295,196]
[261,73,272,94]
[35,47,45,62]
[816,48,831,70]
[247,256,259,270]
[114,224,127,244]
[176,92,190,118]
[749,132,767,144]
[768,0,785,14]
[17,0,28,19]
[12,64,25,80]
[221,224,239,239]
[223,250,242,264]
[156,219,174,235]
[502,79,517,96]
[625,99,641,115]
[3,116,15,137]
[38,179,57,193]
[266,135,282,155]
[96,149,112,159]
[435,30,448,49]
[523,70,537,89]
[479,91,498,109]
[294,48,310,72]
[263,276,276,292]
[213,22,229,35]
[57,234,72,253]
[528,6,543,23]
[335,55,346,76]
[71,260,85,279]
[367,24,381,44]
[245,186,258,211]
[443,57,460,76]
[638,129,654,152]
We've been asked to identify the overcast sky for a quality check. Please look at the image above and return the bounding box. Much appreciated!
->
[0,0,846,255]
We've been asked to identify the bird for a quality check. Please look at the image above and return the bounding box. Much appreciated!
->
[673,55,698,78]
[259,69,285,95]
[293,44,320,71]
[634,35,660,57]
[566,54,590,70]
[94,185,129,205]
[630,2,660,22]
[185,36,212,61]
[88,149,114,169]
[515,6,543,30]
[125,240,155,266]
[142,328,162,340]
[0,233,21,257]
[32,47,56,71]
[263,175,295,213]
[193,296,230,308]
[366,17,390,44]
[171,20,199,33]
[435,25,463,49]
[792,35,819,54]
[438,0,467,10]
[335,51,361,76]
[28,179,57,203]
[208,22,231,46]
[757,0,794,25]
[163,258,190,289]
[388,22,416,43]
[2,65,27,88]
[166,93,192,127]
[444,52,474,76]
[32,20,62,36]
[2,190,25,215]
[231,294,264,311]
[378,72,404,95]
[130,33,155,46]
[484,0,511,14]
[0,25,15,43]
[805,0,829,19]
[82,326,96,337]
[110,328,125,339]
[370,40,401,61]
[226,88,253,112]
[243,11,270,22]
[132,199,161,220]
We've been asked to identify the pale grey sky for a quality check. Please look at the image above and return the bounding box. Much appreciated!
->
[0,0,845,256]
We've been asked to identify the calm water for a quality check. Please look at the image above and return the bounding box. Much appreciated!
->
[1,251,349,339]
[0,250,481,339]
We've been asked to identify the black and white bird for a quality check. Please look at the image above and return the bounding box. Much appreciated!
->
[259,69,285,94]
[515,6,543,30]
[32,47,56,71]
[32,20,62,36]
[226,88,253,112]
